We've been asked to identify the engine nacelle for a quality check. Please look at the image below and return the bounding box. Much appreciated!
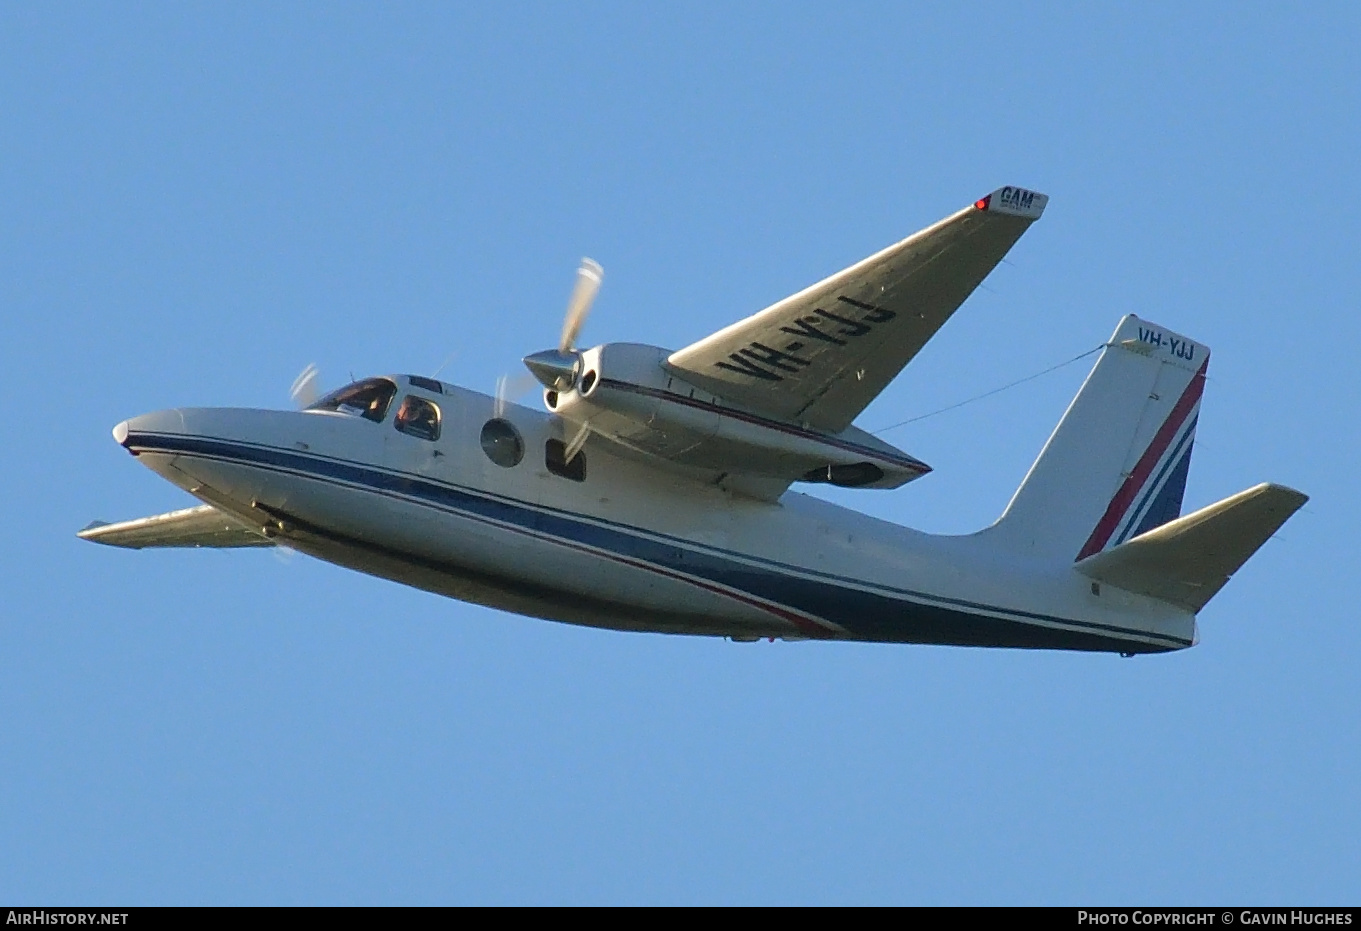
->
[546,343,930,490]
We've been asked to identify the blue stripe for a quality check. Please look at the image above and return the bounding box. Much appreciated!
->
[126,431,1191,652]
[1115,415,1198,547]
[1127,442,1194,541]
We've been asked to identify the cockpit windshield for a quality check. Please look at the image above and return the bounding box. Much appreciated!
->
[306,378,398,423]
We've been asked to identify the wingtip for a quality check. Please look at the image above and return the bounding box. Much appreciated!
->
[976,185,1048,220]
[1262,483,1310,511]
[78,521,141,548]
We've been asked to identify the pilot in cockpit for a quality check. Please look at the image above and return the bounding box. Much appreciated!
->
[310,378,398,423]
[395,395,440,440]
[361,393,388,420]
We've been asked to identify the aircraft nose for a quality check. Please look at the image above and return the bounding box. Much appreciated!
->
[112,409,188,454]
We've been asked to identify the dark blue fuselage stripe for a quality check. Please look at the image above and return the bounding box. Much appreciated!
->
[126,431,1190,649]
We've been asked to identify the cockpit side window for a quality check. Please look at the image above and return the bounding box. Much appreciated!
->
[394,396,442,441]
[308,378,398,423]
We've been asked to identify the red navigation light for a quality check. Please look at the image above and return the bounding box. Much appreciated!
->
[975,195,991,211]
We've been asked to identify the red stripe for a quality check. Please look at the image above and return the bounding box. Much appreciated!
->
[485,508,842,638]
[1075,358,1208,561]
[582,538,840,638]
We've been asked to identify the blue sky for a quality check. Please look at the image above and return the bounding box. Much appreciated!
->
[2,4,1357,904]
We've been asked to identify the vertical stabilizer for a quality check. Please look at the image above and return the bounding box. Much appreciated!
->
[984,315,1208,562]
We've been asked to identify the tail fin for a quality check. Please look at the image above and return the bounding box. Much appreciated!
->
[985,315,1208,561]
[1074,483,1308,612]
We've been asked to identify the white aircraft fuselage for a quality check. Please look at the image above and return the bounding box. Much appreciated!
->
[112,377,1197,654]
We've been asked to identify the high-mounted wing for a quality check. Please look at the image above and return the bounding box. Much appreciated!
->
[79,504,272,549]
[665,186,1048,433]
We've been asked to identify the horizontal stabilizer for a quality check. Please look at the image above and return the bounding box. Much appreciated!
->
[78,505,273,549]
[1075,483,1307,612]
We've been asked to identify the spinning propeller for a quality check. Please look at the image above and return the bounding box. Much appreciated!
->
[522,257,603,393]
[290,363,322,408]
[494,256,603,431]
[504,257,604,457]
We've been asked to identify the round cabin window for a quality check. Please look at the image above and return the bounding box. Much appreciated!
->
[480,418,524,468]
